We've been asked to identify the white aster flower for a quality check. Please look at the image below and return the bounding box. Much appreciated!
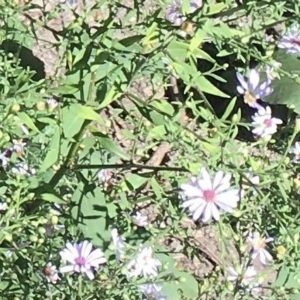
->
[11,162,36,176]
[227,265,257,286]
[127,246,161,279]
[132,212,149,227]
[236,69,273,108]
[60,240,106,280]
[140,283,167,300]
[290,142,300,163]
[43,262,60,284]
[0,149,12,168]
[181,168,240,223]
[278,23,300,54]
[251,106,282,139]
[0,202,8,211]
[111,228,126,261]
[247,231,273,265]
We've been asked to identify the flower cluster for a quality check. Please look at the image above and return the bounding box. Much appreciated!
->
[227,231,273,290]
[236,68,283,140]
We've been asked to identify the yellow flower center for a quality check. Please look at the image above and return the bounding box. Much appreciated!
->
[244,91,257,106]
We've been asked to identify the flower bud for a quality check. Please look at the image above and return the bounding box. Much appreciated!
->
[11,104,20,113]
[295,118,300,133]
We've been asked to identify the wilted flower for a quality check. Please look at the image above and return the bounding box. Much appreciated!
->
[132,212,149,227]
[12,140,26,157]
[278,24,300,54]
[127,246,161,279]
[165,0,202,26]
[251,106,282,139]
[60,240,106,280]
[111,228,126,261]
[181,168,240,223]
[97,169,113,189]
[140,283,167,300]
[236,69,273,108]
[227,265,257,286]
[43,262,60,284]
[247,231,273,265]
[290,142,300,163]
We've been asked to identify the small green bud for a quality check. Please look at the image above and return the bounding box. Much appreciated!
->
[36,101,46,111]
[51,215,58,225]
[295,118,300,133]
[11,104,21,113]
[30,235,38,243]
[231,113,240,124]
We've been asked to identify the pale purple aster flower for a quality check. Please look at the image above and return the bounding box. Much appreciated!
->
[140,283,167,300]
[111,228,126,261]
[60,241,106,280]
[47,98,59,111]
[43,262,60,284]
[227,265,257,286]
[251,106,282,139]
[127,246,161,279]
[165,0,202,26]
[247,231,273,265]
[181,168,240,223]
[278,24,300,54]
[132,212,149,227]
[236,69,273,108]
[290,142,300,163]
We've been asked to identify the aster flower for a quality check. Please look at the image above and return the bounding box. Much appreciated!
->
[60,241,106,280]
[227,265,257,286]
[127,246,161,279]
[247,231,273,265]
[43,262,60,284]
[181,168,240,223]
[97,169,113,189]
[278,24,300,54]
[111,228,126,261]
[165,0,202,26]
[236,69,273,108]
[290,142,300,163]
[132,212,149,227]
[251,106,282,139]
[140,283,167,300]
[0,149,11,168]
[11,162,36,176]
[47,98,59,111]
[0,202,8,211]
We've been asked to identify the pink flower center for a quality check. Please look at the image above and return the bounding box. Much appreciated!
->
[291,38,300,46]
[264,118,273,127]
[75,256,86,266]
[203,189,216,202]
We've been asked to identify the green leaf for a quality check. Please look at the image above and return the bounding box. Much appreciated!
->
[125,174,148,189]
[221,97,237,120]
[71,184,109,247]
[17,112,39,132]
[62,106,85,138]
[97,135,130,160]
[193,74,229,98]
[150,99,175,116]
[40,193,65,204]
[40,126,60,173]
[264,50,300,114]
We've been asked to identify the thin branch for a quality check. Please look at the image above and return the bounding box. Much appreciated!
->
[73,163,189,172]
